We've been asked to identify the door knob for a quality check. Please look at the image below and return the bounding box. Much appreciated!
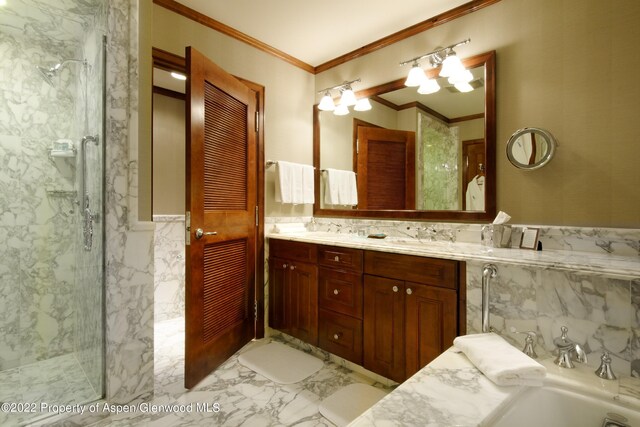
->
[195,228,217,239]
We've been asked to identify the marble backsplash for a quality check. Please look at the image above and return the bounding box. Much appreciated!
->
[153,215,185,322]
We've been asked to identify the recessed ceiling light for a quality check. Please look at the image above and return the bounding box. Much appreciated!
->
[170,72,186,81]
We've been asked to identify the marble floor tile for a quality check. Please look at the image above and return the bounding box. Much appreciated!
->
[86,317,390,427]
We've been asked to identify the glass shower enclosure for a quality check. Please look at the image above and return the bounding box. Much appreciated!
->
[0,1,106,425]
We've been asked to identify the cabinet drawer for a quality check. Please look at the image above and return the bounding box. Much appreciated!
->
[318,245,363,272]
[269,239,317,263]
[318,309,363,365]
[364,251,458,289]
[318,267,363,319]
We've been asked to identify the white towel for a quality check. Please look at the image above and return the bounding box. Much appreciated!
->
[301,164,315,204]
[324,168,358,206]
[453,333,546,387]
[275,161,314,204]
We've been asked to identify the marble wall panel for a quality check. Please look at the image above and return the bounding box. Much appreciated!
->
[153,216,185,322]
[103,0,155,404]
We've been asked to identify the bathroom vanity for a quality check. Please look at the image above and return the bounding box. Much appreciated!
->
[269,238,464,382]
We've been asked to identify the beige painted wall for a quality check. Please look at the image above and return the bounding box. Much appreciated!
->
[152,4,316,218]
[316,0,640,227]
[153,93,185,215]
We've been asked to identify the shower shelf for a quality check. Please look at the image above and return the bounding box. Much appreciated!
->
[49,148,77,158]
[46,189,77,199]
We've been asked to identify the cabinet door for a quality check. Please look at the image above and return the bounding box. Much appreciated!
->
[404,282,457,378]
[363,275,405,383]
[289,261,319,345]
[269,257,290,331]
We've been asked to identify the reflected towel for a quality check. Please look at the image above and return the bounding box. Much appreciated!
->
[324,168,358,206]
[453,333,546,387]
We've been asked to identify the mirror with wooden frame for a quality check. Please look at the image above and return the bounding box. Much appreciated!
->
[313,50,496,221]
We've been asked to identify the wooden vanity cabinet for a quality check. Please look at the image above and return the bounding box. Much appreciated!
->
[364,251,459,382]
[269,240,318,345]
[268,238,462,383]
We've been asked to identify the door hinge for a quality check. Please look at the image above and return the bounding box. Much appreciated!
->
[185,211,191,246]
[255,111,259,133]
[255,206,259,226]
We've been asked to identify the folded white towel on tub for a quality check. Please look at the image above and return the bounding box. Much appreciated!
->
[453,333,546,387]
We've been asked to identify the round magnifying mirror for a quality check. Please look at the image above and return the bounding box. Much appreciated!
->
[506,127,557,170]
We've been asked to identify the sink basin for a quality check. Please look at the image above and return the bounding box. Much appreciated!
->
[484,376,640,427]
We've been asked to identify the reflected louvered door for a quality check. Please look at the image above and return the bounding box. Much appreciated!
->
[185,47,257,388]
[356,127,416,210]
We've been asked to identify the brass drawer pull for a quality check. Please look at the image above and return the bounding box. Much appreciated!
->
[333,332,342,340]
[334,255,340,262]
[392,286,399,293]
[406,288,413,295]
[333,289,340,295]
[282,263,288,268]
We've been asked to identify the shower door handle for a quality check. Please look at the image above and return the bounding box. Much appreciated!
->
[195,228,217,239]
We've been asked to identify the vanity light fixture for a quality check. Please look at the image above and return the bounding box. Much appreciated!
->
[400,38,471,94]
[317,78,370,116]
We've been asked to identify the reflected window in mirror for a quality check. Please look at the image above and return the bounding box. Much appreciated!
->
[314,51,496,221]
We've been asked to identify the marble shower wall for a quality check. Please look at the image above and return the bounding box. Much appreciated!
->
[417,112,460,210]
[153,215,185,322]
[0,13,80,370]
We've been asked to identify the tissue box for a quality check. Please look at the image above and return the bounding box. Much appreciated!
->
[481,224,512,248]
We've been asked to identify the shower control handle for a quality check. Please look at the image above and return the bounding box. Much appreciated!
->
[195,228,217,239]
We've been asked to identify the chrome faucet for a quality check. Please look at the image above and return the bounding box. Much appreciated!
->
[553,326,588,368]
[595,351,617,380]
[511,328,538,359]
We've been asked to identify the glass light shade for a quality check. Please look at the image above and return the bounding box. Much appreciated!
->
[448,69,472,85]
[454,81,474,92]
[339,88,357,106]
[318,93,335,111]
[333,103,349,116]
[439,53,464,77]
[417,78,440,95]
[405,65,427,87]
[354,98,372,111]
[170,71,187,80]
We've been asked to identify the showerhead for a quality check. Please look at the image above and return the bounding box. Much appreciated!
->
[36,65,57,86]
[35,59,87,86]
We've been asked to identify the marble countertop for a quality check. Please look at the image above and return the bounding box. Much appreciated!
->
[267,231,640,279]
[348,348,640,427]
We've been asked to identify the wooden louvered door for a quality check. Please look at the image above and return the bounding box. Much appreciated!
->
[356,127,416,210]
[185,47,257,388]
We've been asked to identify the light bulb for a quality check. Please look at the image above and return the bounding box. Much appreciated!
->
[354,98,372,111]
[405,64,427,87]
[318,92,335,111]
[170,72,187,80]
[339,88,357,106]
[448,69,473,85]
[454,81,474,92]
[417,78,440,95]
[333,103,349,116]
[439,52,464,78]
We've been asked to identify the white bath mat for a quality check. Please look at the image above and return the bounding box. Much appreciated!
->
[238,342,323,384]
[319,383,388,427]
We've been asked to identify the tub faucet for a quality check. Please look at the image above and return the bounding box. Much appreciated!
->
[553,326,588,368]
